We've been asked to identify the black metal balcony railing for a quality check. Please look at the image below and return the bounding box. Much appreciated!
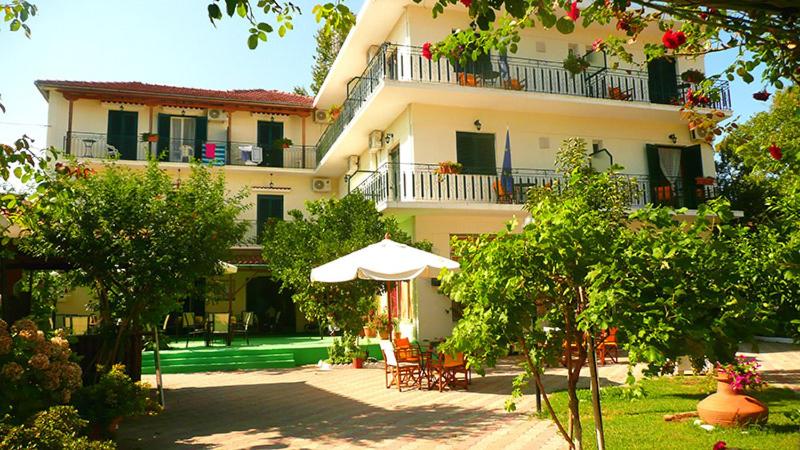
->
[351,163,719,210]
[315,43,733,164]
[64,133,317,169]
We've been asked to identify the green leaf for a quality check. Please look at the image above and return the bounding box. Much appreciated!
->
[539,12,557,29]
[555,17,575,34]
[247,34,258,49]
[278,25,286,37]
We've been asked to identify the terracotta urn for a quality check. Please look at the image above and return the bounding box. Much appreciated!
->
[697,371,768,427]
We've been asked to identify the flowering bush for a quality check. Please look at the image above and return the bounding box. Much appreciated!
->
[0,319,83,422]
[717,355,765,392]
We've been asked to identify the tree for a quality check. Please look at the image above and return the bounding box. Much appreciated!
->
[310,20,352,95]
[262,191,423,335]
[291,85,309,96]
[440,138,783,449]
[18,161,248,368]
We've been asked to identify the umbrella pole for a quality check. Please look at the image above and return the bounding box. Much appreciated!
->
[387,281,393,341]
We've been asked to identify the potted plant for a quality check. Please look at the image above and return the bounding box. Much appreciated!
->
[272,138,293,150]
[392,318,402,340]
[697,356,768,427]
[680,69,706,84]
[372,312,390,339]
[73,364,155,438]
[140,132,159,143]
[346,339,367,369]
[434,161,463,181]
[563,53,590,76]
[362,314,377,339]
[328,104,342,120]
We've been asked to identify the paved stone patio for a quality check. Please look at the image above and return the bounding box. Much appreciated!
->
[117,343,799,450]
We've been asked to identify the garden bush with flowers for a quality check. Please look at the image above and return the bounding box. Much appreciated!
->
[0,319,83,423]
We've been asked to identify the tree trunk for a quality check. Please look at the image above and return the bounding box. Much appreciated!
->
[587,334,606,450]
[567,365,583,450]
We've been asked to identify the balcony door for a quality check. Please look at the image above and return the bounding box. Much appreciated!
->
[647,58,679,105]
[107,111,138,160]
[456,132,496,175]
[257,121,284,167]
[646,144,703,208]
[256,194,284,243]
[157,114,207,162]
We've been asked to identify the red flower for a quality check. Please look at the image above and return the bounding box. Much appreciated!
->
[713,442,727,450]
[662,29,687,49]
[686,88,710,107]
[592,38,604,52]
[616,20,629,31]
[753,90,771,101]
[460,0,472,6]
[567,1,580,21]
[769,143,782,160]
[422,42,433,60]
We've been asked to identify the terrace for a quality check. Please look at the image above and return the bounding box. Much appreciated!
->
[316,43,732,164]
[351,163,720,211]
[64,132,317,169]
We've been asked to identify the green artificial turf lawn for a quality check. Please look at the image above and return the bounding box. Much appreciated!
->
[538,376,800,450]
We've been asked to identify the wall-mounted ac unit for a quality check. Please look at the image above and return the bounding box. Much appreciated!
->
[313,110,332,124]
[368,130,384,152]
[207,109,228,121]
[346,155,359,176]
[689,126,709,142]
[312,177,332,193]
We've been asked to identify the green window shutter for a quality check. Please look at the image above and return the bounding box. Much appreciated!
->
[647,58,678,104]
[682,144,703,209]
[457,132,496,175]
[194,117,208,160]
[256,195,284,242]
[157,114,171,160]
[646,144,667,205]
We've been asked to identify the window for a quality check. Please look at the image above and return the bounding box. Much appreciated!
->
[456,132,496,175]
[256,195,284,242]
[170,117,196,162]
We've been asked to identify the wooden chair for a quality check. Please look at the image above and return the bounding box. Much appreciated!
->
[608,86,632,101]
[457,73,478,87]
[597,327,619,365]
[428,352,470,392]
[394,337,422,363]
[380,340,422,392]
[208,313,231,346]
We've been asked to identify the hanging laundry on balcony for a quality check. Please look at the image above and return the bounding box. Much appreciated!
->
[202,143,226,166]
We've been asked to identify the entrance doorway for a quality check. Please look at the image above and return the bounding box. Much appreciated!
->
[245,277,295,333]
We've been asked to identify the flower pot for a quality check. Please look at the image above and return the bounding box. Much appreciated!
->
[378,330,389,340]
[363,326,377,338]
[352,357,364,369]
[146,135,159,143]
[393,331,402,341]
[697,372,768,427]
[282,144,290,149]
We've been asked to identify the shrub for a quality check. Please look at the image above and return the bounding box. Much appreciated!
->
[0,405,115,450]
[73,364,156,435]
[0,319,83,422]
[327,333,362,364]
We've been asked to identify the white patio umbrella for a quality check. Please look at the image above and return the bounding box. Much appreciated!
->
[310,237,459,338]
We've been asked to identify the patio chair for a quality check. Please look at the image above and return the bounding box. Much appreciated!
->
[208,312,231,346]
[233,311,254,345]
[180,145,194,162]
[380,340,422,392]
[394,337,422,363]
[238,144,253,164]
[427,352,470,392]
[597,327,619,365]
[183,312,206,348]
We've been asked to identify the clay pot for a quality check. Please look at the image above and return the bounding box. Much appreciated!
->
[363,326,377,339]
[352,357,364,369]
[378,330,389,340]
[697,372,768,427]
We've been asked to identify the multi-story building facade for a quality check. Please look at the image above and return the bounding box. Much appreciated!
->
[37,0,731,341]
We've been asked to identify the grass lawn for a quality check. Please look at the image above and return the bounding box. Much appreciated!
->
[539,376,800,450]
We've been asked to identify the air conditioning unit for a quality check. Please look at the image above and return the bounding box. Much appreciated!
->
[207,109,228,121]
[312,177,332,192]
[368,130,384,152]
[689,126,709,142]
[346,155,359,176]
[313,109,332,124]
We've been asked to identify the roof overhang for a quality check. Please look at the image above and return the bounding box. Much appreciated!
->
[35,81,313,117]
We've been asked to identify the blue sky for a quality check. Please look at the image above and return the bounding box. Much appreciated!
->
[0,0,768,149]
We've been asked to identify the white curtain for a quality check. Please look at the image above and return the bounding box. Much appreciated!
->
[658,147,682,180]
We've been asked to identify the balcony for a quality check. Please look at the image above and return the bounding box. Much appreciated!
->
[351,163,719,211]
[64,132,317,170]
[316,43,732,165]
